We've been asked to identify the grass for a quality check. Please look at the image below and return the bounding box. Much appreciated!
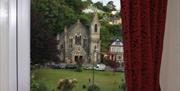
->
[32,68,125,91]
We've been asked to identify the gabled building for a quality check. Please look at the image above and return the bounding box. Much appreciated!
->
[57,13,101,64]
[107,39,124,67]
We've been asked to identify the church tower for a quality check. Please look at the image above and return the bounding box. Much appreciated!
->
[90,13,101,63]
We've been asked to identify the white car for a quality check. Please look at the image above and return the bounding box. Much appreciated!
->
[94,64,106,71]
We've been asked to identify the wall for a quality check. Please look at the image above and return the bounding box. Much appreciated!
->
[160,0,180,90]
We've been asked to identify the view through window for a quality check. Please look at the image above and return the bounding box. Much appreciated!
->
[31,0,125,91]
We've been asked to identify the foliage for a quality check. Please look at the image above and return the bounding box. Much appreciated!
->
[31,0,91,33]
[76,58,84,72]
[31,11,59,65]
[93,1,104,10]
[76,66,83,72]
[88,84,100,91]
[104,59,120,70]
[65,0,91,14]
[106,1,116,11]
[31,73,48,91]
[100,21,122,52]
[57,78,77,91]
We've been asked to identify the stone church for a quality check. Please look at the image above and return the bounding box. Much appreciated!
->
[57,13,101,64]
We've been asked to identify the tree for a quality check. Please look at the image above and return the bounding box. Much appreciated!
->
[31,11,59,65]
[106,1,116,11]
[100,23,113,52]
[31,0,93,65]
[103,1,116,13]
[31,0,91,33]
[100,21,122,52]
[93,1,104,10]
[65,0,91,14]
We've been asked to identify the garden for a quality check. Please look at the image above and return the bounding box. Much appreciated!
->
[31,68,125,91]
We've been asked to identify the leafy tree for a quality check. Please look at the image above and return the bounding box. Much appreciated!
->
[100,21,122,52]
[93,1,104,10]
[102,1,116,13]
[106,1,116,11]
[100,23,113,52]
[31,0,91,33]
[31,11,59,65]
[65,0,91,14]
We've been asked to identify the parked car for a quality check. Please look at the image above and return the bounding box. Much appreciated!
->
[82,64,93,70]
[52,64,61,69]
[114,67,124,72]
[66,64,77,69]
[105,66,114,71]
[94,64,106,71]
[59,63,67,69]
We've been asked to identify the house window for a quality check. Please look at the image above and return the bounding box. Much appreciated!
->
[95,24,98,32]
[75,35,81,45]
[118,56,122,59]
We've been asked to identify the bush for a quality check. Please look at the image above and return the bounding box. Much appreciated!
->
[82,84,86,89]
[76,67,83,72]
[57,78,77,91]
[88,84,100,91]
[31,79,48,91]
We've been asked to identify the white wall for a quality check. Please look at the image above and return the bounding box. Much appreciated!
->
[160,0,180,90]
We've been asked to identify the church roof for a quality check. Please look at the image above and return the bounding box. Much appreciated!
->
[67,19,88,33]
[91,12,100,25]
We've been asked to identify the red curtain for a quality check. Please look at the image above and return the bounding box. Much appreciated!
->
[121,0,168,91]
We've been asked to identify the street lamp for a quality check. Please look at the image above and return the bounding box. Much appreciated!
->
[92,48,99,91]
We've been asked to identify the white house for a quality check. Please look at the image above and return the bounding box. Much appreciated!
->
[108,39,124,67]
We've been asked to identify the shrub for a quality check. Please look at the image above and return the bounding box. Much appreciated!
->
[31,79,48,91]
[88,84,100,91]
[76,67,83,72]
[57,78,77,91]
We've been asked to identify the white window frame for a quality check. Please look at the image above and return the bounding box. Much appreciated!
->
[17,0,30,91]
[0,0,30,91]
[0,0,18,91]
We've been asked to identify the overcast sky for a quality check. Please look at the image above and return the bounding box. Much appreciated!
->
[91,0,121,10]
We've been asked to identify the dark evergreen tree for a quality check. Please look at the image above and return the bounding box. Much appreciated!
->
[31,11,59,65]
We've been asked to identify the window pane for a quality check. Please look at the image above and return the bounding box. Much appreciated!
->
[31,0,124,91]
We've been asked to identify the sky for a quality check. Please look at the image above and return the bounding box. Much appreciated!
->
[91,0,121,10]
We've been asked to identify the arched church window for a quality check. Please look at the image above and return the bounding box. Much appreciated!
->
[75,35,81,45]
[94,45,97,49]
[83,39,88,48]
[94,24,98,32]
[69,38,73,48]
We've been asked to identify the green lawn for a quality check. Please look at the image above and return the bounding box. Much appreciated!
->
[32,68,125,91]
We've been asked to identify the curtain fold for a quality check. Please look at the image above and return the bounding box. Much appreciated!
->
[121,0,168,91]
